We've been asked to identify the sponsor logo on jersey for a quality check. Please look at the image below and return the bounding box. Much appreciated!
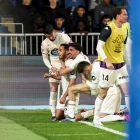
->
[70,70,75,75]
[51,48,58,56]
[119,75,128,79]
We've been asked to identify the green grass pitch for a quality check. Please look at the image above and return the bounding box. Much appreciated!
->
[0,109,127,140]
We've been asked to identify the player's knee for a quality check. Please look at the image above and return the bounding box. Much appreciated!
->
[50,83,58,91]
[68,87,75,95]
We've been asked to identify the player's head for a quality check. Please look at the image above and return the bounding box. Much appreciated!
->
[58,44,69,60]
[77,5,86,17]
[113,6,128,23]
[44,24,56,41]
[77,61,91,75]
[102,0,110,5]
[55,13,65,29]
[68,42,82,59]
[101,14,112,25]
[22,0,32,6]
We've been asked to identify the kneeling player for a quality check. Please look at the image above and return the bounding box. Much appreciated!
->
[75,85,126,122]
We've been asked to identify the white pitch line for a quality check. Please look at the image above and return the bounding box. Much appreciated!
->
[48,133,104,137]
[79,121,128,137]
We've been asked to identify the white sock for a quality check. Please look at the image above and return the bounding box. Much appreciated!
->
[75,94,80,114]
[81,110,93,119]
[100,115,125,122]
[94,97,103,120]
[49,91,57,116]
[68,101,75,118]
[125,95,130,112]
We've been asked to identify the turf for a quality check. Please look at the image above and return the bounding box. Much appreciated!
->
[0,110,126,140]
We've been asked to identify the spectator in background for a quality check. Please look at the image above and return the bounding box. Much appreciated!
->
[73,5,90,32]
[33,13,46,54]
[93,0,114,31]
[99,14,112,32]
[13,0,37,54]
[33,13,45,33]
[74,19,92,54]
[13,0,37,33]
[42,0,65,26]
[53,13,73,33]
[74,19,88,34]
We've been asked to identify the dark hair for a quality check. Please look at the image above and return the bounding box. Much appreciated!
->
[113,6,126,19]
[44,24,54,34]
[101,14,112,22]
[69,42,82,52]
[77,5,86,11]
[77,61,90,73]
[60,44,69,50]
[55,13,65,19]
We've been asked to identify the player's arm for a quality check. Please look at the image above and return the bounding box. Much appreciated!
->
[44,73,61,80]
[81,74,97,90]
[42,53,59,73]
[124,36,132,67]
[96,26,114,70]
[59,71,76,104]
[58,67,72,76]
[42,53,52,69]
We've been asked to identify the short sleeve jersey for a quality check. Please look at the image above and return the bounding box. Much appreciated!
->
[61,59,76,93]
[41,33,71,65]
[69,53,91,70]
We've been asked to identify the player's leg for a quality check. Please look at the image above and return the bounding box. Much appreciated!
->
[75,93,80,114]
[93,68,115,126]
[117,65,129,111]
[49,77,60,121]
[100,86,125,122]
[75,109,94,121]
[67,83,91,119]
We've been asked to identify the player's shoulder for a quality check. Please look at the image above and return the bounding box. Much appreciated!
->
[65,59,73,66]
[65,59,73,63]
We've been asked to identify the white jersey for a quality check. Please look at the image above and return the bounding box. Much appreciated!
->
[69,52,90,70]
[61,59,76,95]
[86,61,100,95]
[90,61,100,85]
[41,32,71,67]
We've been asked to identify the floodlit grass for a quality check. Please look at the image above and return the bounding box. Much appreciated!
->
[0,110,126,140]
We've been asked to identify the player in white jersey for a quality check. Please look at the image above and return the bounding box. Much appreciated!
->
[62,60,125,122]
[75,85,126,122]
[61,61,100,121]
[41,25,72,121]
[44,44,78,120]
[58,42,90,76]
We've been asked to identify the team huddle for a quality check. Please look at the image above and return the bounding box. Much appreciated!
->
[41,6,131,126]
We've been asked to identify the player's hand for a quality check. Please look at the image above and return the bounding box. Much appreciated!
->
[93,59,99,63]
[104,58,115,70]
[51,67,59,73]
[44,73,51,78]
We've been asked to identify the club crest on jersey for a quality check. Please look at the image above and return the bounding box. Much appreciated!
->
[51,48,59,56]
[92,76,96,81]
